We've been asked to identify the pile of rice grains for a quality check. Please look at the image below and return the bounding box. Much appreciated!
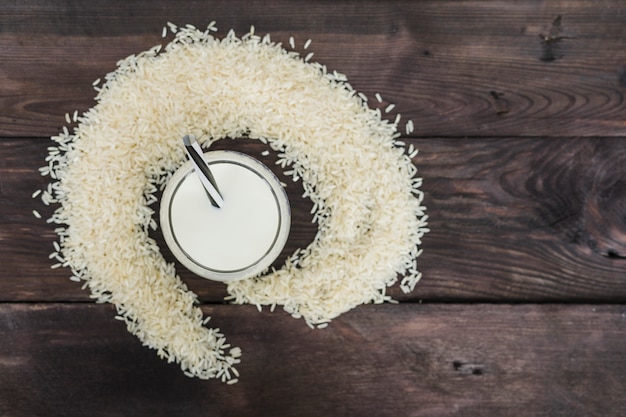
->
[37,23,428,383]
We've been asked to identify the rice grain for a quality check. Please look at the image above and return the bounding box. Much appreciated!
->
[41,23,427,383]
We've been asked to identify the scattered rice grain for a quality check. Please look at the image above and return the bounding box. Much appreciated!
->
[406,120,414,135]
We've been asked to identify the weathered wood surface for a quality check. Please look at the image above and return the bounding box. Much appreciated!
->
[1,303,625,417]
[4,137,625,302]
[1,0,626,416]
[1,0,626,138]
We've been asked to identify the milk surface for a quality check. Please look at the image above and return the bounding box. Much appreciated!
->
[169,161,281,272]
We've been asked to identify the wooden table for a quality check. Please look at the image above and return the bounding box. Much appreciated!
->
[2,1,625,416]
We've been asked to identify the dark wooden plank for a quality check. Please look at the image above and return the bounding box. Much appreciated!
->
[0,137,316,302]
[3,137,625,303]
[1,0,626,137]
[417,137,626,302]
[1,303,625,416]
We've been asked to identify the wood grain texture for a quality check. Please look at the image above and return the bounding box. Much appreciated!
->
[0,138,317,302]
[417,137,626,301]
[1,303,625,417]
[1,0,626,137]
[2,2,625,414]
[3,138,625,303]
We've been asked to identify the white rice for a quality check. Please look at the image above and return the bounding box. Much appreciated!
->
[41,23,428,382]
[406,119,415,134]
